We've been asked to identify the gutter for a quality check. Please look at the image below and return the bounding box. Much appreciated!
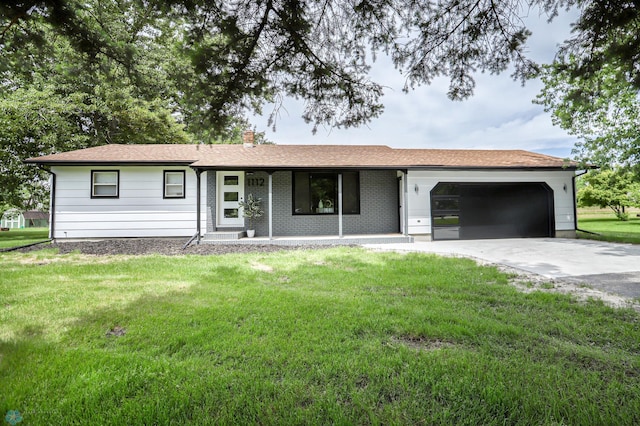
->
[187,165,577,172]
[24,160,197,166]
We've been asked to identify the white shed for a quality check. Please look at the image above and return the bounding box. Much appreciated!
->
[1,209,25,229]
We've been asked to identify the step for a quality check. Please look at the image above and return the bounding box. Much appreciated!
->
[202,231,246,240]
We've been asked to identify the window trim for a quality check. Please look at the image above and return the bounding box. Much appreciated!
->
[91,170,120,199]
[292,171,360,216]
[163,170,186,199]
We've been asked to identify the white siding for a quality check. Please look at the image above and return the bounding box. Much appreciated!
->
[406,169,577,236]
[51,166,206,239]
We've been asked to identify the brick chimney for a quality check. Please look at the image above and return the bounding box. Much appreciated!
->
[242,130,255,148]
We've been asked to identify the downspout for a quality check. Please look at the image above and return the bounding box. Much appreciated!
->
[38,166,56,241]
[338,172,343,238]
[268,172,273,240]
[403,170,409,236]
[195,168,202,244]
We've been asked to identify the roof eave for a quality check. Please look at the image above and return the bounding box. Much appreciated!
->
[24,161,579,171]
[190,164,405,170]
[24,160,197,166]
[405,165,579,171]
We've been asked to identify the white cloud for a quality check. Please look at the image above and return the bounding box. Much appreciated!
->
[250,7,580,158]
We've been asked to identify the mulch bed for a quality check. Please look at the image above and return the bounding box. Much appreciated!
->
[17,238,329,256]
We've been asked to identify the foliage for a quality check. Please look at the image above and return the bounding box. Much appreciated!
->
[0,81,189,213]
[238,193,264,229]
[3,1,639,149]
[0,1,189,213]
[1,248,640,424]
[1,4,191,141]
[0,1,272,214]
[537,59,640,171]
[208,125,271,145]
[0,88,62,216]
[535,1,640,169]
[4,0,640,211]
[577,169,640,220]
[4,0,628,133]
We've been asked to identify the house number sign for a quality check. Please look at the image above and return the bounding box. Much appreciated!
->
[247,178,265,187]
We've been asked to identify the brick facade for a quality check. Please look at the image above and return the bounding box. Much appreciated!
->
[206,170,400,237]
[206,171,216,232]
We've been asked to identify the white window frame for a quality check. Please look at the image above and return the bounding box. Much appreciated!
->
[164,170,185,199]
[91,170,119,198]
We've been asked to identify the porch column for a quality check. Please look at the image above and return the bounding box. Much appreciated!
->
[403,170,409,236]
[338,172,343,238]
[196,169,202,244]
[268,172,273,240]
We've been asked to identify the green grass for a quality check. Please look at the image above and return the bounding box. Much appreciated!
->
[0,228,49,249]
[1,248,640,424]
[578,208,640,244]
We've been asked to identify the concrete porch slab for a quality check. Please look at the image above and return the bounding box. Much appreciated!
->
[200,233,413,246]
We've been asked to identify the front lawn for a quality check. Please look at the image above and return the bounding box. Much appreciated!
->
[578,208,640,244]
[0,228,49,249]
[1,248,639,424]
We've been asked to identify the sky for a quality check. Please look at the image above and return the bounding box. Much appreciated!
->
[250,7,580,158]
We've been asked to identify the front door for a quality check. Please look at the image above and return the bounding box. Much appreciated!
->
[217,171,245,228]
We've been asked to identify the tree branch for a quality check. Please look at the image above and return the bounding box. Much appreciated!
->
[1,10,28,41]
[219,0,274,101]
[408,0,483,76]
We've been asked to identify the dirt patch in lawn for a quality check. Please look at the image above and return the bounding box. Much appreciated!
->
[106,326,127,337]
[390,335,456,352]
[250,261,274,272]
[502,265,640,312]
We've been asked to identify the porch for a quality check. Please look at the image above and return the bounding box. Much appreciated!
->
[199,169,409,241]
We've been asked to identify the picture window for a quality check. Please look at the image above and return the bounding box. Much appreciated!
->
[293,172,360,215]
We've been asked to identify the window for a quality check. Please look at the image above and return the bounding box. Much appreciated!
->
[91,170,119,198]
[224,209,239,218]
[224,175,239,185]
[293,172,360,215]
[224,192,239,202]
[431,182,460,240]
[164,171,185,198]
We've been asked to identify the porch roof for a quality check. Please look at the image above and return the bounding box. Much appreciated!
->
[26,143,576,169]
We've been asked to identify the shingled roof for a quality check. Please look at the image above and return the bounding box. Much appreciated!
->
[23,211,49,221]
[26,144,207,165]
[26,144,576,169]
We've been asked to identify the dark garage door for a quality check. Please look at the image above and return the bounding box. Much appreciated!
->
[431,182,554,240]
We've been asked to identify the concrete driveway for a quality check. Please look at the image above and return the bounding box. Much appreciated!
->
[364,238,640,300]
